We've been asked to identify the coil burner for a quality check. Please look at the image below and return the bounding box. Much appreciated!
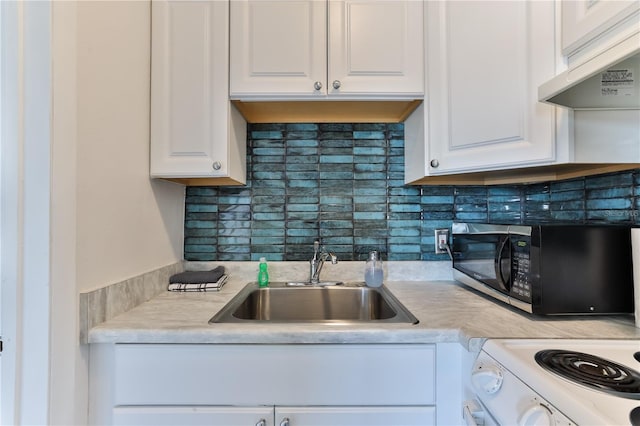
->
[535,349,640,400]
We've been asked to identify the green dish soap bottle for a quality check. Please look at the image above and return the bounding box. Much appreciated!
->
[258,257,269,287]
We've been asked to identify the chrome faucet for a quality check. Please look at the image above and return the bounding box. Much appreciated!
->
[309,240,338,284]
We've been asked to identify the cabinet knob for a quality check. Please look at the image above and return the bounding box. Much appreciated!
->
[279,418,290,426]
[212,161,222,171]
[332,80,341,89]
[430,159,439,168]
[313,81,323,91]
[255,420,267,426]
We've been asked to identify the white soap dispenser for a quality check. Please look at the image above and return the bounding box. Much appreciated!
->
[364,251,383,287]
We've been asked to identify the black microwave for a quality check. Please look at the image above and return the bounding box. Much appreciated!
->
[451,222,634,315]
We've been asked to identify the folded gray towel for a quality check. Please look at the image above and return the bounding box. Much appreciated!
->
[168,274,228,292]
[169,266,225,284]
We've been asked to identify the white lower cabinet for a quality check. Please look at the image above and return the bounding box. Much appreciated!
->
[89,343,458,426]
[113,406,274,426]
[274,406,434,426]
[112,405,434,426]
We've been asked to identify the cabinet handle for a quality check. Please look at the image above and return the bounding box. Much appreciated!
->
[332,80,341,89]
[313,81,323,91]
[279,418,290,426]
[212,161,222,170]
[430,159,439,168]
[255,419,266,426]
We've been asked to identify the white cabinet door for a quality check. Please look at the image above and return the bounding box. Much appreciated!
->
[230,0,423,99]
[89,343,444,425]
[113,344,435,406]
[229,0,327,98]
[275,406,436,426]
[112,406,274,426]
[328,0,424,98]
[562,0,640,56]
[112,405,435,426]
[151,0,246,184]
[405,1,557,180]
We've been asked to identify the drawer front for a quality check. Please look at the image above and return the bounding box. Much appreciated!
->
[113,406,274,426]
[114,344,435,406]
[275,406,436,426]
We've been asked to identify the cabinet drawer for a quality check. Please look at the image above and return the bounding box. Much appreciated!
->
[275,406,435,426]
[113,406,274,426]
[114,344,435,406]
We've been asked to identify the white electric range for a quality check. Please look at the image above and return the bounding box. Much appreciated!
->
[466,339,640,426]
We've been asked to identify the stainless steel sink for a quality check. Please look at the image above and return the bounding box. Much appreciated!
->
[209,282,419,324]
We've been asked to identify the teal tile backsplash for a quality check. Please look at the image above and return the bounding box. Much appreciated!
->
[184,123,639,262]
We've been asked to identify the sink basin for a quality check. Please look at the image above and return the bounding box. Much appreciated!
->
[209,282,419,324]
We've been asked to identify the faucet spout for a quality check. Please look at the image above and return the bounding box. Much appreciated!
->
[309,240,338,284]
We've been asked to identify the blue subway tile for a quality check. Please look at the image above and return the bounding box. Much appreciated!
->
[353,131,385,139]
[587,186,632,199]
[354,211,386,220]
[251,131,284,139]
[354,147,386,156]
[354,201,386,211]
[354,123,386,131]
[185,220,217,229]
[551,179,584,192]
[218,236,251,246]
[184,125,640,261]
[354,163,386,173]
[586,172,633,189]
[586,198,632,210]
[320,155,354,164]
[550,211,585,221]
[185,252,215,261]
[455,212,489,221]
[252,228,285,237]
[252,212,286,221]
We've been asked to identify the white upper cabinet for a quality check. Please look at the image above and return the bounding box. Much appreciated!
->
[229,1,326,98]
[539,0,640,109]
[151,0,246,185]
[405,1,559,180]
[229,0,424,100]
[328,0,425,98]
[561,0,640,58]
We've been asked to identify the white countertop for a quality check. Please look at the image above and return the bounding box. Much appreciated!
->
[88,270,640,350]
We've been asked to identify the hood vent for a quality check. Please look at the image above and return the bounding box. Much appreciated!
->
[539,33,639,109]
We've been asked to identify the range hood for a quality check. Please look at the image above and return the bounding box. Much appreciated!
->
[539,32,640,109]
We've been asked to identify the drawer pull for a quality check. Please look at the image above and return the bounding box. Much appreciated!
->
[279,418,290,426]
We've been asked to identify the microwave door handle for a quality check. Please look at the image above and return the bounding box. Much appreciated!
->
[495,236,510,291]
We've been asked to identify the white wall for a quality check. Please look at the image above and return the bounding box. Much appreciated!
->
[49,1,184,424]
[3,1,185,422]
[75,1,184,293]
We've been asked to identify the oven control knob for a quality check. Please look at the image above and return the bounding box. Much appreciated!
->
[471,364,503,394]
[518,404,552,426]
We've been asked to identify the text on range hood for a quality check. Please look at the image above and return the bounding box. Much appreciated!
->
[539,32,640,109]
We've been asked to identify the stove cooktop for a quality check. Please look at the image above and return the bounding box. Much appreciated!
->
[535,348,640,399]
[481,339,640,426]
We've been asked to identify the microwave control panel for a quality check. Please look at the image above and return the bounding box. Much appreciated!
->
[510,237,531,301]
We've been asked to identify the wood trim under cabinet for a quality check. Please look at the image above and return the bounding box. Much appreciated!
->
[408,163,640,186]
[231,100,423,123]
[155,177,246,186]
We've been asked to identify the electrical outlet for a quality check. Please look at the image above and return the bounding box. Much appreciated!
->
[434,229,449,254]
